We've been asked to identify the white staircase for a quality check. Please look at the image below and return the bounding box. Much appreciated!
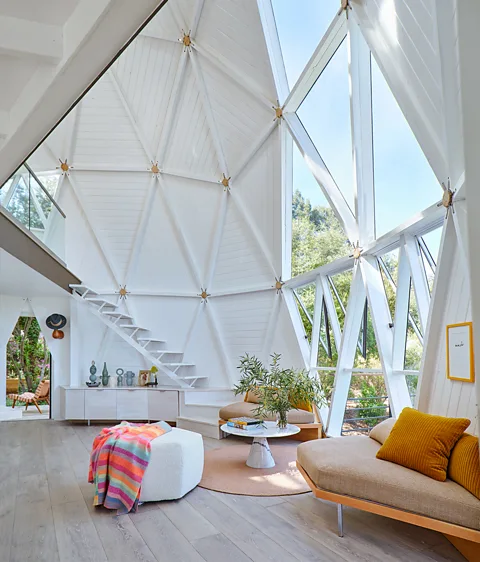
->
[70,284,206,388]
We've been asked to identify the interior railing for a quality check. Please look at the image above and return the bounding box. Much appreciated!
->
[0,163,65,260]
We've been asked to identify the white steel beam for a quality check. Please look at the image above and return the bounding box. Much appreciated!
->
[190,0,205,36]
[205,191,229,289]
[360,256,411,417]
[319,275,342,348]
[257,0,290,105]
[392,242,410,371]
[404,235,430,334]
[280,121,293,280]
[348,16,374,245]
[285,113,358,243]
[284,15,346,113]
[309,278,324,370]
[283,287,311,369]
[327,265,365,436]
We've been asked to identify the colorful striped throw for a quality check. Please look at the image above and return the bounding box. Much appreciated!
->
[88,422,167,513]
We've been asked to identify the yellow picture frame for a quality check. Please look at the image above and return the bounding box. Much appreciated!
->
[446,322,475,383]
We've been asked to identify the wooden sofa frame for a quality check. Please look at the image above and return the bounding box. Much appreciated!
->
[297,462,480,561]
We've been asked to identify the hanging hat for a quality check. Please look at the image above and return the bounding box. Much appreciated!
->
[46,314,67,330]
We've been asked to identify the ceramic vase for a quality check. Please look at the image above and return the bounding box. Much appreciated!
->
[125,371,135,387]
[89,361,97,384]
[102,362,109,386]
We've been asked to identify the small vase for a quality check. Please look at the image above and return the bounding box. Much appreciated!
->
[277,411,288,429]
[102,362,109,386]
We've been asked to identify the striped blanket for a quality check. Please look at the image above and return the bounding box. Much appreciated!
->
[88,422,167,513]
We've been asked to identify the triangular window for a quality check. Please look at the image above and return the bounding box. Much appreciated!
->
[291,141,351,277]
[372,56,441,237]
[293,283,316,344]
[297,39,355,213]
[271,0,340,88]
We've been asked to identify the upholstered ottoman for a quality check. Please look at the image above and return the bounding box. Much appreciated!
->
[140,427,204,502]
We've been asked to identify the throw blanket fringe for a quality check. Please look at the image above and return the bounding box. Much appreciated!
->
[89,422,166,513]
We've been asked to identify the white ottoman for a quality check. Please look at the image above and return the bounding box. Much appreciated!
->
[140,427,204,502]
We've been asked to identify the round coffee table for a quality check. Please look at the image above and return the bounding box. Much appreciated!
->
[220,421,300,468]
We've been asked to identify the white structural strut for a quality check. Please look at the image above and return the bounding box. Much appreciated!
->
[71,285,203,388]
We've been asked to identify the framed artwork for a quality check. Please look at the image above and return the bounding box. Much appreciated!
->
[138,370,150,386]
[446,322,475,383]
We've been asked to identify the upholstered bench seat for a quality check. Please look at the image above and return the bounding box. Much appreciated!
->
[297,435,480,531]
[219,401,315,425]
[140,427,204,502]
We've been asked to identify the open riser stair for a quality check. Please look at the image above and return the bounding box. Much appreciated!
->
[70,284,205,388]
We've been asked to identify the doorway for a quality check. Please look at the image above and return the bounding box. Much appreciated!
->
[6,316,51,420]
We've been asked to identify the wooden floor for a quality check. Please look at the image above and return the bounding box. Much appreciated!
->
[0,420,466,562]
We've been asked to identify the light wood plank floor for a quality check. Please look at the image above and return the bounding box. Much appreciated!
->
[0,420,466,562]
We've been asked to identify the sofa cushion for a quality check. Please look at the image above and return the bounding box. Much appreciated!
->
[376,407,470,481]
[448,433,480,500]
[219,401,315,424]
[369,417,396,444]
[297,435,480,530]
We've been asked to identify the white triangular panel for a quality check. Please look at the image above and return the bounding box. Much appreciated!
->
[72,171,150,281]
[184,306,229,387]
[132,187,198,292]
[61,183,116,289]
[163,175,223,283]
[213,291,275,369]
[198,54,273,172]
[233,127,281,272]
[211,196,272,292]
[141,3,182,42]
[73,74,148,169]
[163,62,221,179]
[113,37,183,157]
[195,0,276,100]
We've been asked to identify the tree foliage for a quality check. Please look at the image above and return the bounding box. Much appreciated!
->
[7,317,50,393]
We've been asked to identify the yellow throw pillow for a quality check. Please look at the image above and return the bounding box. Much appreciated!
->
[448,433,480,499]
[376,408,470,481]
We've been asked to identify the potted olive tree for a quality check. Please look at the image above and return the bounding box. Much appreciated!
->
[233,353,326,428]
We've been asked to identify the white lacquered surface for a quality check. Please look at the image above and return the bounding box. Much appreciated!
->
[220,420,300,438]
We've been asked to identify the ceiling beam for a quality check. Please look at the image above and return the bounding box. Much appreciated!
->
[0,15,62,63]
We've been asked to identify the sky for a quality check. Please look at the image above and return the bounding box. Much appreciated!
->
[272,0,442,259]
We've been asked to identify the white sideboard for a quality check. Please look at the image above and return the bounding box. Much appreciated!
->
[60,386,179,424]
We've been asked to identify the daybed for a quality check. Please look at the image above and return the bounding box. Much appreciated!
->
[219,393,323,441]
[296,418,480,560]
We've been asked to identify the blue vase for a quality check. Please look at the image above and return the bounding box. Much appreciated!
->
[125,371,135,387]
[102,362,109,386]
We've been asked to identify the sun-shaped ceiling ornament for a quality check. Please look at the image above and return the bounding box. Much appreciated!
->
[274,277,285,294]
[149,161,160,177]
[57,159,73,176]
[338,0,352,17]
[437,177,456,217]
[273,105,284,121]
[220,174,231,192]
[198,288,210,303]
[116,285,131,300]
[181,31,192,51]
[350,242,363,263]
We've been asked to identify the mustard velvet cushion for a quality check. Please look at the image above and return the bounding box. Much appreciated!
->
[376,408,470,481]
[448,433,480,499]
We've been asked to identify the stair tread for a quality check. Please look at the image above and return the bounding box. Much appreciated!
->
[178,375,207,380]
[152,350,183,354]
[138,337,165,342]
[103,312,133,318]
[162,363,195,367]
[119,324,147,329]
[85,297,117,306]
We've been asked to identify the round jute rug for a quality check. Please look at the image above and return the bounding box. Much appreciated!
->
[199,442,310,496]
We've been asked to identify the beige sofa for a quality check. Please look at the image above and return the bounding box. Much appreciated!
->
[297,418,480,553]
[219,397,322,441]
